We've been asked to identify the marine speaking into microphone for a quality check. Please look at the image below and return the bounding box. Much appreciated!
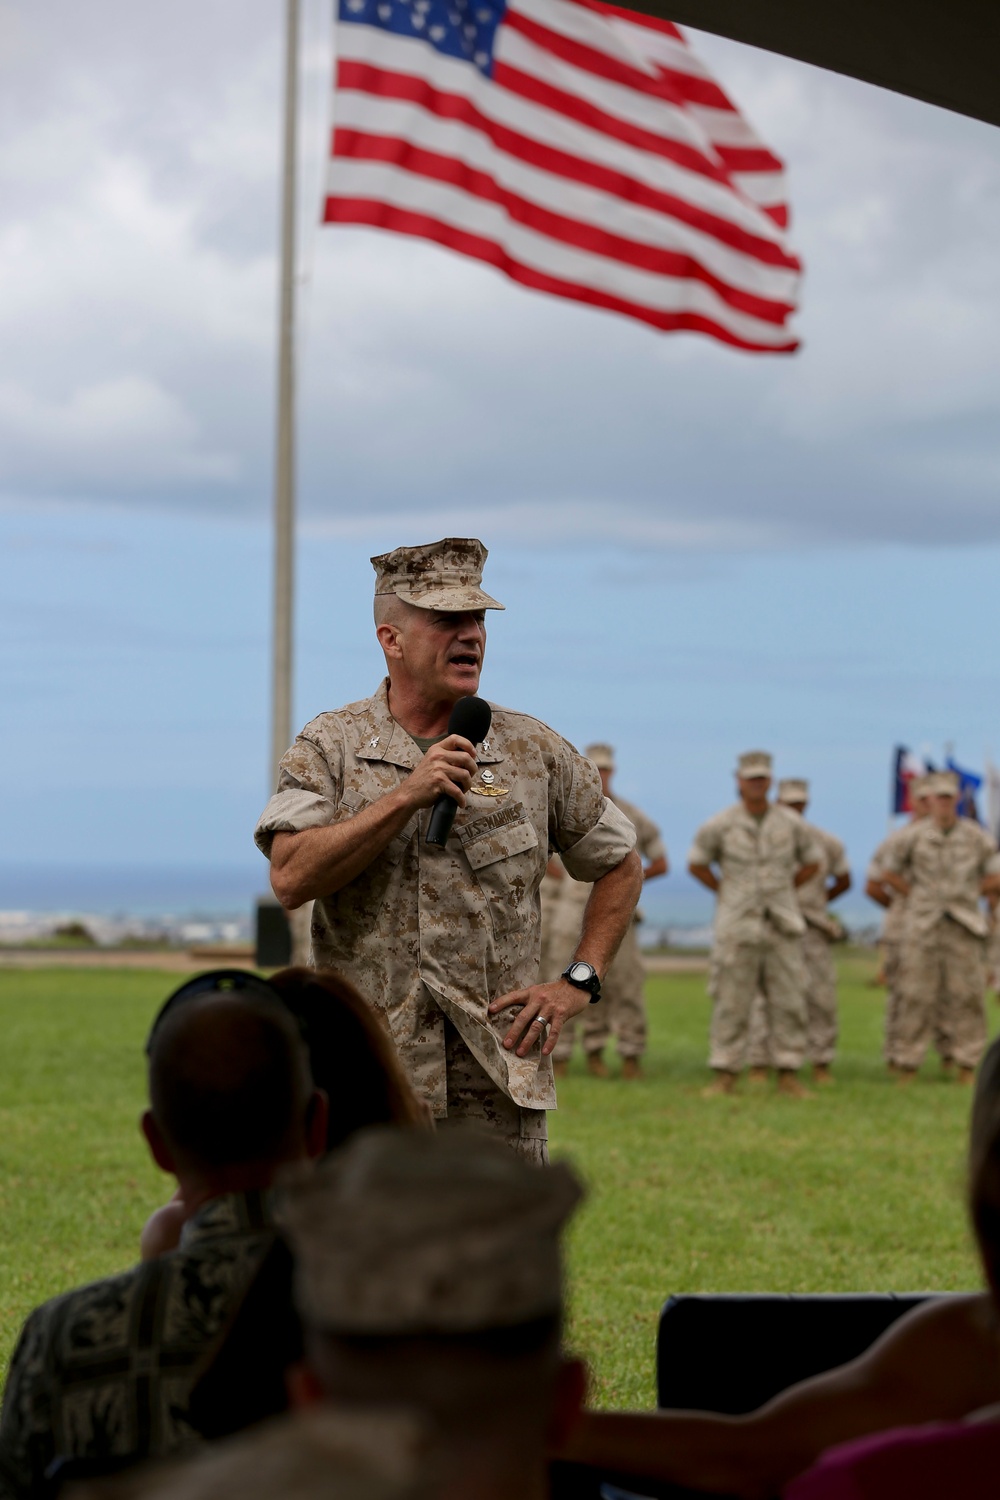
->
[425,696,492,847]
[257,536,642,1165]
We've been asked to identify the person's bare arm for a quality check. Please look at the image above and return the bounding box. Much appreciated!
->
[689,863,719,893]
[556,1294,999,1500]
[644,855,668,881]
[489,850,643,1058]
[827,872,852,902]
[982,874,1000,900]
[793,863,820,888]
[270,736,478,909]
[865,877,892,910]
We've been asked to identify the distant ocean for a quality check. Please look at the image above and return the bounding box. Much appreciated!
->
[0,864,877,943]
[0,864,268,918]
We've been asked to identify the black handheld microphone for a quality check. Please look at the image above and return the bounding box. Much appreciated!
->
[425,696,493,848]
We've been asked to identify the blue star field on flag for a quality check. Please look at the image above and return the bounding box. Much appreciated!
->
[339,0,505,77]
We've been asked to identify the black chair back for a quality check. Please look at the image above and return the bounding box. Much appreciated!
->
[657,1292,941,1414]
[552,1291,955,1500]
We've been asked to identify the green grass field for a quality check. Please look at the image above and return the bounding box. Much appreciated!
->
[0,955,991,1408]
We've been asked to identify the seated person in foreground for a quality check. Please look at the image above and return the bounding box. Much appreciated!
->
[0,973,328,1497]
[279,1127,588,1500]
[555,1035,1000,1498]
[119,1127,588,1500]
[141,966,426,1259]
[784,1034,1000,1498]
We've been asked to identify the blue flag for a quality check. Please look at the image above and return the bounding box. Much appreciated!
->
[946,755,982,821]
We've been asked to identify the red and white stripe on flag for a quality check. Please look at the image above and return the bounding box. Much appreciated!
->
[324,0,802,352]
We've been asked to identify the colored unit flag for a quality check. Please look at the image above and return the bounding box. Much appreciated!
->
[946,755,983,823]
[892,746,928,815]
[325,0,802,350]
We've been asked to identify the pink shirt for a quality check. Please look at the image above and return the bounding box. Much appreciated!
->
[785,1420,1000,1500]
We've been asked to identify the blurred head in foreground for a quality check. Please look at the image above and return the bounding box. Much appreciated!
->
[969,1035,1000,1301]
[265,967,428,1151]
[279,1128,586,1500]
[143,976,327,1194]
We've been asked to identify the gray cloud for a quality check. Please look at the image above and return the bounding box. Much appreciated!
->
[1,1,999,542]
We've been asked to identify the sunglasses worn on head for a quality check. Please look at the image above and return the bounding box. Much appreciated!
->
[145,969,284,1055]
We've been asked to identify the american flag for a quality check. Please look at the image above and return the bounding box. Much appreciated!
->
[324,0,802,352]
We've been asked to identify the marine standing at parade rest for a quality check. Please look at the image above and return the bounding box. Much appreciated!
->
[748,779,851,1086]
[255,539,642,1161]
[881,770,1000,1084]
[688,751,820,1097]
[865,775,934,1075]
[547,744,667,1081]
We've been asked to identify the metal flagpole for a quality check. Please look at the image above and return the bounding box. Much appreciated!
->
[271,0,300,784]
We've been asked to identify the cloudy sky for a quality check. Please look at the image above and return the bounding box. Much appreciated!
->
[2,0,999,920]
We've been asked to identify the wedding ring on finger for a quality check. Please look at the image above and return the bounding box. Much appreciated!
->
[533,1015,550,1029]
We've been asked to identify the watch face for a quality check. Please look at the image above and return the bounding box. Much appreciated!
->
[569,962,594,983]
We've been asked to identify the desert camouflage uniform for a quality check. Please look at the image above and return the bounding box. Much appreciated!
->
[748,822,848,1067]
[867,830,910,1063]
[883,818,1000,1070]
[537,868,565,985]
[549,797,666,1062]
[255,679,636,1162]
[689,803,819,1072]
[0,1193,275,1499]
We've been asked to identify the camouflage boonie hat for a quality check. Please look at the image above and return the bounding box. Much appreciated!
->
[736,750,773,778]
[777,778,809,805]
[585,743,615,771]
[924,770,960,797]
[277,1127,582,1336]
[371,538,504,612]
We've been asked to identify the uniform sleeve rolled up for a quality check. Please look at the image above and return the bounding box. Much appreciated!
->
[560,797,636,883]
[253,736,341,857]
[827,835,850,878]
[631,806,666,864]
[687,818,720,869]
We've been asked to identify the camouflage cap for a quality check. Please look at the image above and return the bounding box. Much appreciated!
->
[910,773,931,801]
[371,538,504,613]
[736,750,773,778]
[585,743,615,771]
[777,778,809,805]
[71,1409,426,1500]
[277,1126,583,1336]
[925,770,961,797]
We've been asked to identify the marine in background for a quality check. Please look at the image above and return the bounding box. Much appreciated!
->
[881,771,1000,1084]
[747,779,850,1087]
[865,776,938,1075]
[544,744,667,1081]
[688,751,820,1098]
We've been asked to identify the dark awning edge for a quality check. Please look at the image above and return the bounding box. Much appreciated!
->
[622,0,1000,130]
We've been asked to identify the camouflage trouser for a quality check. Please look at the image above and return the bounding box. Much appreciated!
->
[441,1018,549,1164]
[894,919,987,1071]
[709,931,807,1073]
[748,927,837,1067]
[881,940,902,1064]
[553,921,647,1061]
[883,940,950,1065]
